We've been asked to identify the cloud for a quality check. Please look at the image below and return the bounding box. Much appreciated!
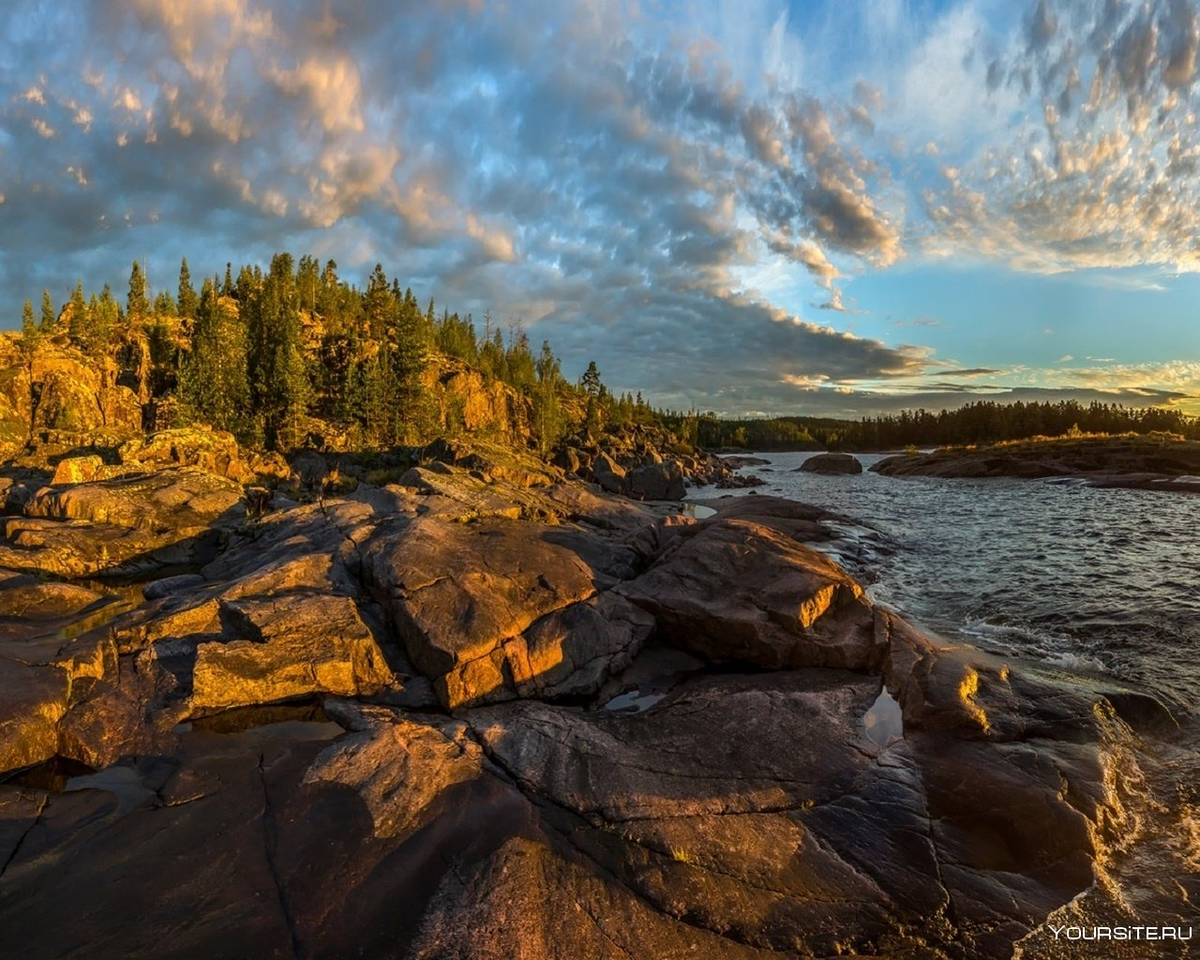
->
[0,0,927,417]
[920,0,1200,277]
[0,0,1194,418]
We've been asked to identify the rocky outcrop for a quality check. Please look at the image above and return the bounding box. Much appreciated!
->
[363,509,652,708]
[620,517,882,670]
[191,593,398,711]
[0,469,244,577]
[626,458,685,500]
[800,452,863,474]
[0,462,1183,959]
[873,434,1200,492]
[117,426,258,483]
[427,357,532,442]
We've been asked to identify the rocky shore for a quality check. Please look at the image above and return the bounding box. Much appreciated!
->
[0,440,1175,958]
[873,434,1200,493]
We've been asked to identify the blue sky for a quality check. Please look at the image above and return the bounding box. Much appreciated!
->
[1,0,1198,416]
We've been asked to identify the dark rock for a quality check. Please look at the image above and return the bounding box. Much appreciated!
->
[800,452,863,474]
[592,451,627,495]
[626,459,685,501]
[620,518,883,670]
[363,513,650,708]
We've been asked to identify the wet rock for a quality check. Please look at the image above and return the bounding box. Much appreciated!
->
[717,472,766,489]
[800,452,863,475]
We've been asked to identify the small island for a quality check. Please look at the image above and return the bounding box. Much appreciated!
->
[873,432,1200,492]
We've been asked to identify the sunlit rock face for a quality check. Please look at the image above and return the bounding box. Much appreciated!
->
[0,466,1176,958]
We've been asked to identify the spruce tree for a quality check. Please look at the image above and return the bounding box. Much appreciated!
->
[178,278,250,437]
[40,289,56,331]
[20,299,36,343]
[127,260,149,318]
[533,340,566,455]
[177,258,197,320]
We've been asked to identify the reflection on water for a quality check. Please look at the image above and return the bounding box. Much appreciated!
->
[862,685,903,748]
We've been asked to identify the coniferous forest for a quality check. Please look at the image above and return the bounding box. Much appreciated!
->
[11,253,663,457]
[11,253,1198,457]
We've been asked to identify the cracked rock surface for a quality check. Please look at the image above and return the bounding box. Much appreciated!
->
[0,467,1174,958]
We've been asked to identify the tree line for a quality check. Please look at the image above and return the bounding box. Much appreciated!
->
[16,253,657,455]
[836,400,1199,448]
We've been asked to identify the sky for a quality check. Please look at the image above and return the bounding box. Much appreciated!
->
[1,0,1198,418]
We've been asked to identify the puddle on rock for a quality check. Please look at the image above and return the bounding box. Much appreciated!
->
[863,685,904,748]
[0,756,97,791]
[603,688,667,713]
[65,766,156,813]
[180,700,343,740]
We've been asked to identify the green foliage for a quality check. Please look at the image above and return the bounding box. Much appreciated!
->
[841,400,1200,448]
[177,278,250,437]
[177,258,197,321]
[127,260,149,318]
[9,249,692,456]
[532,340,566,455]
[40,289,56,331]
[20,300,36,345]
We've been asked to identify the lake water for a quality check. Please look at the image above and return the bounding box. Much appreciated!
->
[690,451,1200,948]
[690,451,1200,714]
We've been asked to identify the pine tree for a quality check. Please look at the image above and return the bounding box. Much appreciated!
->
[40,289,56,332]
[20,300,36,343]
[127,260,149,318]
[581,361,602,397]
[68,282,87,345]
[177,258,197,320]
[178,278,250,437]
[533,340,566,455]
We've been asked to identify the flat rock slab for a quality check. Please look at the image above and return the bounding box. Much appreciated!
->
[26,468,244,532]
[364,516,647,708]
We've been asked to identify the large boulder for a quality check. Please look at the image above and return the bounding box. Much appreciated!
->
[626,459,685,500]
[118,426,255,483]
[800,452,863,474]
[191,594,398,712]
[592,451,627,494]
[364,514,650,708]
[620,518,883,670]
